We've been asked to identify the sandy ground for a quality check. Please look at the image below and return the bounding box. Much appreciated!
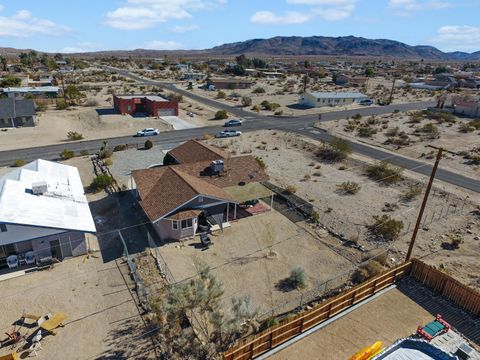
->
[270,287,452,360]
[158,210,353,318]
[0,255,156,360]
[316,111,480,179]
[175,75,434,118]
[209,130,480,290]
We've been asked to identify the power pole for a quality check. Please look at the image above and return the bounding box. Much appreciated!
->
[388,77,396,104]
[406,148,443,261]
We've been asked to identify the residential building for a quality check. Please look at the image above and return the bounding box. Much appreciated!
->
[113,94,178,117]
[0,160,96,268]
[452,96,480,118]
[299,91,368,108]
[131,140,272,242]
[0,98,36,128]
[334,74,368,87]
[207,78,255,90]
[1,86,59,99]
[183,72,207,81]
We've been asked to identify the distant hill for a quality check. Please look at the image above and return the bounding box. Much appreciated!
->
[1,35,479,60]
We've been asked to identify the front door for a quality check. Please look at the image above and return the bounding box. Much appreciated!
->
[49,239,63,260]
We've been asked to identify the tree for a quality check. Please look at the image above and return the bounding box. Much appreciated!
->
[231,65,246,76]
[252,58,266,68]
[235,54,250,67]
[214,110,228,120]
[151,260,258,359]
[0,75,21,87]
[368,215,404,241]
[0,56,7,72]
[365,67,375,77]
[64,85,82,105]
[241,96,252,107]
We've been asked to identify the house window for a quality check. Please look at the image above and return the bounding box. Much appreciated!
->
[127,105,131,111]
[0,224,7,232]
[181,218,193,229]
[172,220,178,230]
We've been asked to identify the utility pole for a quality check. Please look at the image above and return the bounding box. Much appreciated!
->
[406,148,443,261]
[388,77,396,104]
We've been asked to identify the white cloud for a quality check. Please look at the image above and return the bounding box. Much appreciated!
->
[251,0,355,25]
[145,40,184,50]
[388,0,452,16]
[0,5,4,12]
[431,25,480,52]
[0,9,70,37]
[105,0,226,30]
[251,11,313,25]
[170,24,200,33]
[60,42,103,53]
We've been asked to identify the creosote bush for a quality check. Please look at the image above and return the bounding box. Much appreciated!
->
[368,214,404,241]
[401,183,423,201]
[90,173,114,192]
[284,185,297,194]
[67,131,84,141]
[214,110,228,120]
[337,181,361,194]
[59,149,75,160]
[316,137,352,162]
[288,267,306,289]
[144,139,153,149]
[351,260,384,283]
[13,159,26,167]
[366,161,403,184]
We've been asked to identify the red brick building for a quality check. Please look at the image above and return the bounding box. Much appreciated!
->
[113,95,178,117]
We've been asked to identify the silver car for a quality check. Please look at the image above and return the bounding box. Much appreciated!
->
[136,128,159,137]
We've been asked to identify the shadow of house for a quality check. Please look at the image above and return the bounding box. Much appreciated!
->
[95,108,119,116]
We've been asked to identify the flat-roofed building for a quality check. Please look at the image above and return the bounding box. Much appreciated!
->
[299,91,368,108]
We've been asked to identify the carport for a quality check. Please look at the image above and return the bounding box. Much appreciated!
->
[224,182,274,219]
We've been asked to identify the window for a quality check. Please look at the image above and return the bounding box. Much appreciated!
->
[0,224,7,232]
[172,220,178,230]
[181,218,193,229]
[127,105,131,111]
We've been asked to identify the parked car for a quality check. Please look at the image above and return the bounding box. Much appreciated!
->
[224,119,243,127]
[215,130,242,138]
[359,99,374,106]
[136,128,159,137]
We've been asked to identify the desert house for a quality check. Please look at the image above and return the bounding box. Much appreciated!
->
[451,96,480,118]
[299,91,368,108]
[0,98,36,128]
[1,86,59,99]
[131,140,273,242]
[113,94,179,117]
[334,74,368,87]
[0,160,96,269]
[206,78,255,90]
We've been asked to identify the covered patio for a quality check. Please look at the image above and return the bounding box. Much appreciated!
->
[224,182,274,221]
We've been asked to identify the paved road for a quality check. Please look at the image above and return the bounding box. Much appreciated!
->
[1,67,478,193]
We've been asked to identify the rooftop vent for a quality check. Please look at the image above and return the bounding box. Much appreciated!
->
[210,160,224,174]
[32,181,48,195]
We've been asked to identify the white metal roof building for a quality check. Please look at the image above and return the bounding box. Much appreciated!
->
[299,91,368,108]
[0,160,96,266]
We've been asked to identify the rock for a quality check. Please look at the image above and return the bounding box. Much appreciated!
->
[474,236,479,241]
[466,229,473,234]
[422,226,429,231]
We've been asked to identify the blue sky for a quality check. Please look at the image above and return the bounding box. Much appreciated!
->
[0,0,479,53]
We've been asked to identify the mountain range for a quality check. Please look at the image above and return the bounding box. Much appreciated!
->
[1,36,479,60]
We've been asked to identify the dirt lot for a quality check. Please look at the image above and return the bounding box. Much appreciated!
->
[158,210,353,318]
[316,110,480,178]
[0,255,156,360]
[175,75,434,118]
[208,130,480,290]
[271,284,477,360]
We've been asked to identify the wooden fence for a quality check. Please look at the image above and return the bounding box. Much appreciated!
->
[409,258,480,316]
[223,261,413,360]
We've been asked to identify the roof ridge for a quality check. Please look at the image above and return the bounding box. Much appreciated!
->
[169,166,206,195]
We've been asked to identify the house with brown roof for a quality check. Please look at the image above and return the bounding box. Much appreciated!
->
[132,140,273,242]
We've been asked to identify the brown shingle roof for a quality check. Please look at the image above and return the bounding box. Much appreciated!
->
[132,166,233,222]
[177,155,269,188]
[167,139,230,164]
[166,209,203,220]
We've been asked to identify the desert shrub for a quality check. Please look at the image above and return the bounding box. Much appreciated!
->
[98,149,113,159]
[103,158,113,166]
[284,185,297,194]
[468,119,480,129]
[458,123,475,133]
[13,159,26,167]
[385,127,399,137]
[113,144,128,152]
[35,103,47,112]
[352,113,362,120]
[368,214,404,241]
[419,123,440,139]
[402,183,423,201]
[449,233,463,249]
[59,149,75,160]
[214,110,228,120]
[252,87,266,94]
[366,161,403,184]
[311,210,320,223]
[241,96,252,107]
[216,90,226,99]
[424,110,455,124]
[166,92,183,102]
[337,181,361,194]
[316,137,352,162]
[90,173,114,192]
[67,131,84,141]
[288,267,306,289]
[357,126,377,137]
[144,139,153,149]
[255,157,266,169]
[83,99,98,107]
[351,260,384,283]
[80,150,89,156]
[56,100,69,110]
[259,317,279,332]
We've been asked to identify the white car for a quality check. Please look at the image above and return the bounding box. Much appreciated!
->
[136,128,159,137]
[215,130,242,138]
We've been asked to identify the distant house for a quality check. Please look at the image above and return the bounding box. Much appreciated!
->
[299,92,368,108]
[0,98,36,128]
[452,96,480,118]
[425,74,457,89]
[183,72,207,81]
[334,74,368,87]
[207,78,255,90]
[0,159,96,268]
[131,140,272,242]
[1,86,59,99]
[113,94,178,117]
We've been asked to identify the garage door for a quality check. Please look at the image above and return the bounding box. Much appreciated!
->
[158,109,175,116]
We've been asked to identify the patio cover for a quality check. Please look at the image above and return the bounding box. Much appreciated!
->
[223,182,274,203]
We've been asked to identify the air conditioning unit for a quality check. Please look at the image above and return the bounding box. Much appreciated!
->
[32,181,48,195]
[210,160,224,173]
